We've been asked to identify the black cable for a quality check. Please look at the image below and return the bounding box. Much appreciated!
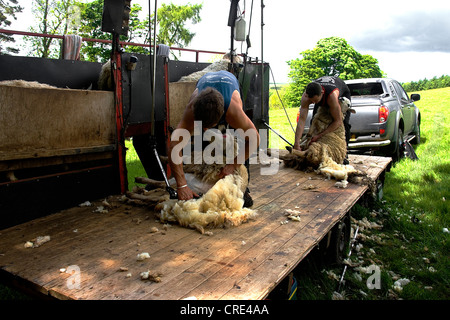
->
[268,65,296,134]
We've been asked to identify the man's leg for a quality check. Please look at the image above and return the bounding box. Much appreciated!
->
[243,158,253,207]
[343,110,351,165]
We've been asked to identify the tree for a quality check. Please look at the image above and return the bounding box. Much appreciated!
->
[22,0,202,62]
[76,0,112,62]
[0,0,23,54]
[77,0,202,62]
[157,2,201,58]
[402,75,450,92]
[285,37,384,107]
[25,0,78,58]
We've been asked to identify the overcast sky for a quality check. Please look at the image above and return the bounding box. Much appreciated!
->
[10,0,450,84]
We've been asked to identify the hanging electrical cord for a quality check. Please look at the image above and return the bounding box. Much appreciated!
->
[245,0,253,55]
[268,65,296,134]
[232,0,295,146]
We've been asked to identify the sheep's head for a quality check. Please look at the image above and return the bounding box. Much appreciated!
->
[340,97,355,116]
[203,129,239,165]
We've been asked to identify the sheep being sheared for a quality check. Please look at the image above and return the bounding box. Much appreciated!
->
[281,97,372,186]
[181,128,248,194]
[129,130,256,234]
[98,60,113,90]
[177,53,242,83]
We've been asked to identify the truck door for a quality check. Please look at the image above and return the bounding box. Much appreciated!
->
[393,81,414,135]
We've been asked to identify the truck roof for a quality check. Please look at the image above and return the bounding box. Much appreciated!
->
[345,78,394,84]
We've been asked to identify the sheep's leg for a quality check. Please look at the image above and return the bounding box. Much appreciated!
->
[291,148,307,157]
[126,190,168,203]
[135,177,166,189]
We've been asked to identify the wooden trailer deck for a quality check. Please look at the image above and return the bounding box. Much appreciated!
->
[0,153,391,300]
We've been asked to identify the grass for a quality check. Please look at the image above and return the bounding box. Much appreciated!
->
[125,139,147,191]
[267,87,450,300]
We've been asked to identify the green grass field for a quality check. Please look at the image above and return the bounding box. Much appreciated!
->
[269,87,449,300]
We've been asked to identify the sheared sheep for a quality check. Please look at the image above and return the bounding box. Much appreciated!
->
[98,60,113,91]
[155,172,254,234]
[127,130,256,234]
[281,98,373,188]
[177,53,242,83]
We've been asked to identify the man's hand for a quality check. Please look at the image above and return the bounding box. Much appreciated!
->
[293,142,303,151]
[176,185,199,201]
[310,133,322,144]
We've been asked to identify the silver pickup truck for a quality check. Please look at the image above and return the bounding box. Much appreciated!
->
[345,78,421,161]
[300,78,421,161]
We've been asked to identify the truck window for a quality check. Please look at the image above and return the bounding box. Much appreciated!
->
[347,83,383,96]
[389,83,397,98]
[393,81,409,102]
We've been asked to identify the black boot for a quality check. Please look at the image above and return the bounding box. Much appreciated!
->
[243,188,253,208]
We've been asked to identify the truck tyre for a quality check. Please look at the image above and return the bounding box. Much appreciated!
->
[392,127,405,163]
[411,121,421,145]
[326,213,350,265]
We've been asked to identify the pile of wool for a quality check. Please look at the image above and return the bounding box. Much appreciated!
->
[177,54,242,83]
[128,130,255,233]
[156,131,254,233]
[281,98,373,187]
[317,149,359,181]
[155,172,256,234]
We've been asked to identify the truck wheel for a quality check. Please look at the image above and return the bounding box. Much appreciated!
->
[411,122,421,145]
[326,214,350,265]
[392,128,405,162]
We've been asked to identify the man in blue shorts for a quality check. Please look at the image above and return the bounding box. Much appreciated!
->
[168,70,259,207]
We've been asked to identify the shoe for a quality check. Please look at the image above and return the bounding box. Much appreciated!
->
[243,188,253,208]
[343,155,349,165]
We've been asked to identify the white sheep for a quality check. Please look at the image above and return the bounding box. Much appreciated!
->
[98,60,113,90]
[177,53,242,83]
[128,131,255,234]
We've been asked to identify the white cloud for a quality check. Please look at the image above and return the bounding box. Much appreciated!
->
[7,0,450,83]
[351,10,450,53]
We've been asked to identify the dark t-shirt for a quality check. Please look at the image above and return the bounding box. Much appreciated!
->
[313,76,351,114]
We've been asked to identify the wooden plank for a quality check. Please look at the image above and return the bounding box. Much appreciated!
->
[0,145,116,162]
[137,173,333,300]
[0,151,115,172]
[71,165,310,300]
[176,183,338,300]
[219,183,363,299]
[0,154,391,300]
[0,85,115,161]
